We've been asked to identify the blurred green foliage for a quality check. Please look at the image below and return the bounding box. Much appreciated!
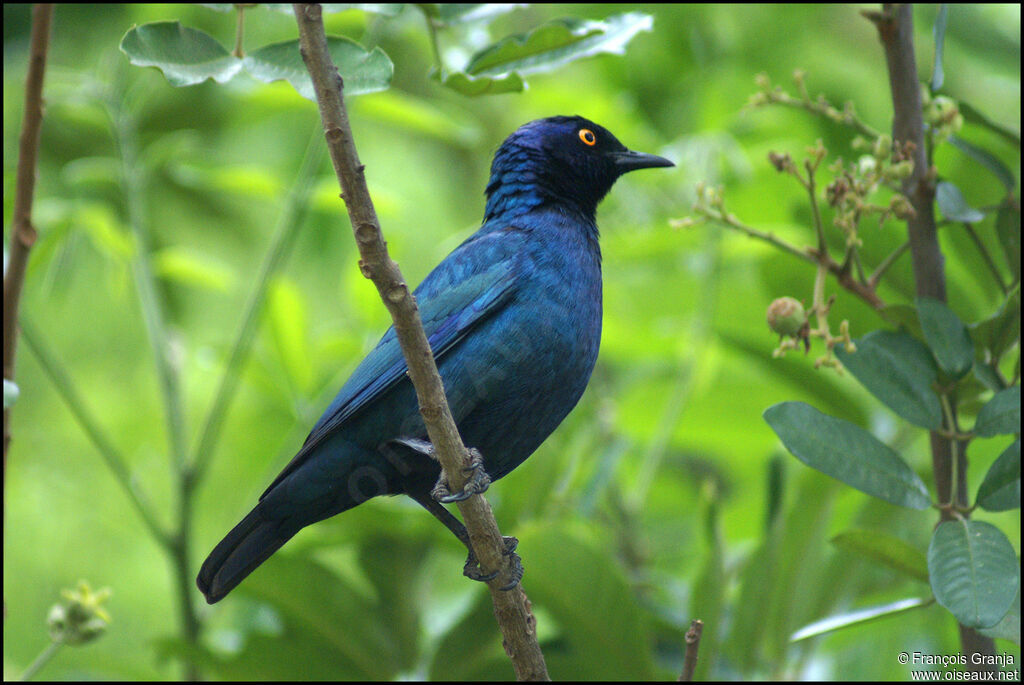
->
[3,3,1020,680]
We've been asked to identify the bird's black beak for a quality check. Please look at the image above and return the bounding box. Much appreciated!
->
[612,149,675,173]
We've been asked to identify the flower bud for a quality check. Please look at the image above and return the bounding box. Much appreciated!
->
[767,297,808,338]
[47,581,111,645]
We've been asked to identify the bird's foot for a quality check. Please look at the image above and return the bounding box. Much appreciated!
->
[431,448,491,503]
[463,536,522,591]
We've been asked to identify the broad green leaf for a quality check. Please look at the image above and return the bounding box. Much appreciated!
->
[244,37,393,101]
[974,386,1021,437]
[433,69,524,96]
[877,304,924,340]
[428,591,513,680]
[835,330,942,430]
[916,297,974,380]
[930,4,947,91]
[831,529,929,582]
[763,402,931,509]
[515,522,657,680]
[466,13,653,78]
[3,379,19,409]
[267,278,313,394]
[996,203,1020,281]
[936,181,985,223]
[948,136,1016,191]
[960,100,1021,148]
[152,247,235,292]
[790,597,930,642]
[120,22,242,86]
[977,438,1020,511]
[928,520,1019,629]
[979,581,1020,645]
[970,288,1020,363]
[240,554,405,679]
[973,362,1005,393]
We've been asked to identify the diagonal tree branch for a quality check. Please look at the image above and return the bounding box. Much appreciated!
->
[292,4,548,680]
[4,2,54,508]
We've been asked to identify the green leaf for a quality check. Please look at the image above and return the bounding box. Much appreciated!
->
[916,297,974,380]
[428,591,512,680]
[120,22,242,86]
[928,520,1020,629]
[996,202,1020,281]
[240,553,405,679]
[466,12,653,78]
[3,379,19,409]
[974,386,1021,437]
[970,287,1020,363]
[930,5,947,91]
[790,597,930,642]
[979,581,1020,645]
[936,181,986,223]
[831,529,929,582]
[948,136,1016,191]
[244,36,393,100]
[877,304,924,340]
[835,330,942,430]
[763,402,931,509]
[152,247,236,292]
[515,522,657,679]
[977,438,1020,511]
[960,100,1021,148]
[433,69,524,96]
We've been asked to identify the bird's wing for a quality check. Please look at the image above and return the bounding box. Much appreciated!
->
[260,253,519,498]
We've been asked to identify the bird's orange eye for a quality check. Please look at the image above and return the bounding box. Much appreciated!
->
[579,129,596,146]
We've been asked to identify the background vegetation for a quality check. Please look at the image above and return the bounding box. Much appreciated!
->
[3,3,1019,680]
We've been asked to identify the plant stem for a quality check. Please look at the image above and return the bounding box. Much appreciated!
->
[108,89,200,681]
[20,318,170,546]
[20,640,62,681]
[962,222,1009,295]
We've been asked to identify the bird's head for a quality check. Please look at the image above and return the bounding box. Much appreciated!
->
[485,115,674,221]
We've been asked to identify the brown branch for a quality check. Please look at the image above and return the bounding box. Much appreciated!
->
[867,3,996,669]
[678,619,704,681]
[292,4,548,680]
[3,3,54,505]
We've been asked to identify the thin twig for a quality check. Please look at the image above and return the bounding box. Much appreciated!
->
[697,206,886,309]
[962,222,1009,295]
[3,2,53,505]
[868,240,910,288]
[107,88,201,681]
[20,318,171,546]
[20,639,62,681]
[292,4,548,680]
[678,619,704,681]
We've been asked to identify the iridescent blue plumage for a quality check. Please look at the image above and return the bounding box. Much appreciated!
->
[197,116,673,603]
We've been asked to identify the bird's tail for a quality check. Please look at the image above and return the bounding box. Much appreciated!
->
[196,505,299,604]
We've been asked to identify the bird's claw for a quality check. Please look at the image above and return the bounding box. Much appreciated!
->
[431,448,491,503]
[463,536,522,591]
